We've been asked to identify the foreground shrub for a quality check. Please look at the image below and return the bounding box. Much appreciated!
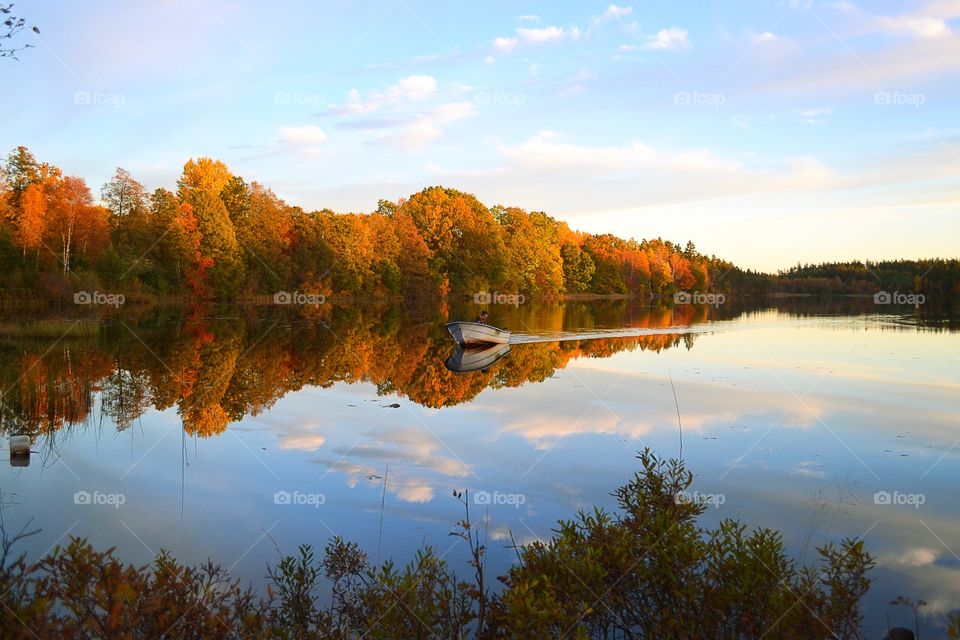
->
[486,451,873,639]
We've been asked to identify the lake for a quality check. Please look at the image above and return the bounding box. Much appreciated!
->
[1,298,957,636]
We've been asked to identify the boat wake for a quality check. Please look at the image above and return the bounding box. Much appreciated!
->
[508,325,712,344]
[507,315,860,345]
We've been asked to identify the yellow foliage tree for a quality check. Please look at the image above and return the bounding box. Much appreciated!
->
[14,182,46,257]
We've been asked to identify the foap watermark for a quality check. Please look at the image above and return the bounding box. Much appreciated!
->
[474,490,526,508]
[274,291,326,306]
[274,90,325,108]
[673,291,725,308]
[474,291,525,306]
[74,90,125,108]
[873,290,925,305]
[74,291,125,307]
[273,490,326,508]
[874,91,925,108]
[474,91,526,108]
[674,91,726,108]
[674,490,726,508]
[874,491,925,509]
[74,490,126,509]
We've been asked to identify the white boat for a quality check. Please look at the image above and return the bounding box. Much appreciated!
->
[445,321,511,346]
[445,343,511,373]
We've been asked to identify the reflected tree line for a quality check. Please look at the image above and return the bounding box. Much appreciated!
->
[0,301,720,442]
[2,297,954,446]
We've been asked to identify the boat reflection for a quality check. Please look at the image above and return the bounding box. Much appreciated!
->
[445,343,512,373]
[9,435,30,467]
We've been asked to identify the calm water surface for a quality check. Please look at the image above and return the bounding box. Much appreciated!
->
[1,300,957,636]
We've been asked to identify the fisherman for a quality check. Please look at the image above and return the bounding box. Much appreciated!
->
[475,310,489,324]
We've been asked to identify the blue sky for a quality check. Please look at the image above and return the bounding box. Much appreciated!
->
[3,0,959,271]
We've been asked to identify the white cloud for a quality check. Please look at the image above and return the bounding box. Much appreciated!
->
[483,130,853,223]
[517,26,566,43]
[378,120,442,148]
[897,547,939,567]
[339,88,378,114]
[431,101,477,123]
[759,32,960,94]
[493,25,576,54]
[876,15,951,39]
[754,31,780,43]
[503,130,741,174]
[327,77,473,150]
[378,102,476,149]
[618,43,637,52]
[828,1,856,10]
[329,75,438,116]
[639,27,690,50]
[593,4,633,27]
[279,125,328,145]
[493,36,518,53]
[517,14,539,22]
[604,4,633,19]
[278,434,325,451]
[791,461,826,478]
[391,74,437,100]
[796,106,832,117]
[398,102,475,143]
[394,481,434,503]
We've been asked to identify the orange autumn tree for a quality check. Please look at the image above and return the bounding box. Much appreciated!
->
[399,186,506,292]
[14,182,45,257]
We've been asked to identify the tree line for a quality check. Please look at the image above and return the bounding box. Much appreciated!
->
[0,146,759,301]
[777,259,960,297]
[2,145,956,303]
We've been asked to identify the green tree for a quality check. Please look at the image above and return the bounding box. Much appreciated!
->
[101,167,148,251]
[560,241,595,292]
[235,182,293,292]
[186,189,244,297]
[176,159,245,297]
[288,209,334,289]
[4,145,39,208]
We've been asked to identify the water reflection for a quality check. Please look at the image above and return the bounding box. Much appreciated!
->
[0,300,718,443]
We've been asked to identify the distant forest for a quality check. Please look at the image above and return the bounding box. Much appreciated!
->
[0,146,957,302]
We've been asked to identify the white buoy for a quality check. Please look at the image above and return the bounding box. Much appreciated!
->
[10,435,30,467]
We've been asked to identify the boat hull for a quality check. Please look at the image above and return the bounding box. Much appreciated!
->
[445,321,511,346]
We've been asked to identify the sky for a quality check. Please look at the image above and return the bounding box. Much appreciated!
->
[2,0,959,272]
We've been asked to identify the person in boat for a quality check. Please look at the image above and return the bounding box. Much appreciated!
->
[475,311,489,324]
